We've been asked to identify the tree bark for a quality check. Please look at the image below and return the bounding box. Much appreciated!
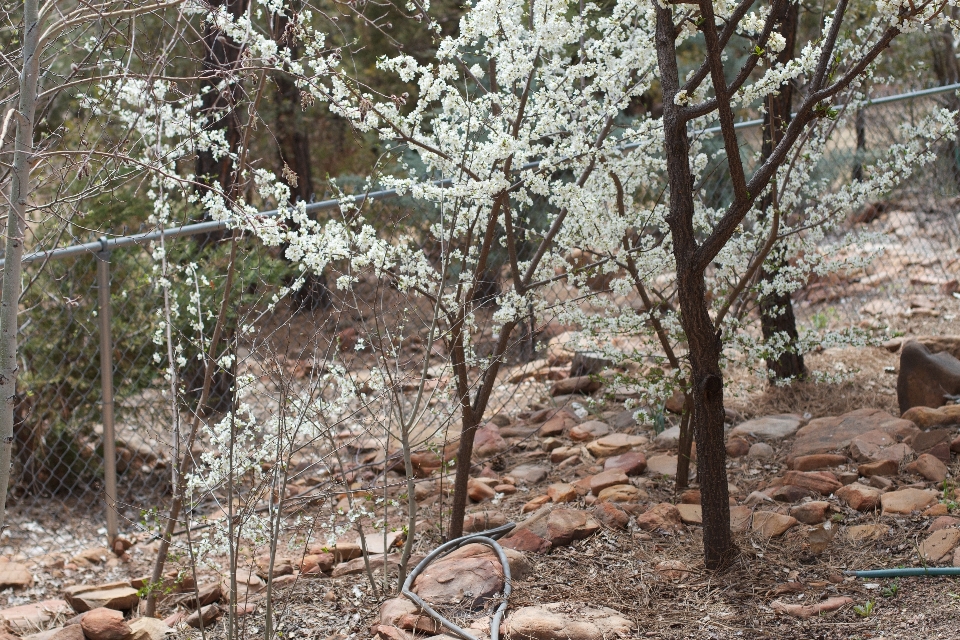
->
[655,2,734,569]
[0,0,41,536]
[195,0,248,194]
[758,2,805,382]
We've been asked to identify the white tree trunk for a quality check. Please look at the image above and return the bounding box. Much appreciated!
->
[0,0,40,533]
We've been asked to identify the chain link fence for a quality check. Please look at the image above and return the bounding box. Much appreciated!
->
[2,84,960,567]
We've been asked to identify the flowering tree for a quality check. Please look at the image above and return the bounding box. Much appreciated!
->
[109,0,959,577]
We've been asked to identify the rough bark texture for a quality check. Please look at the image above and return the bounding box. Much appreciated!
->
[758,2,805,382]
[0,0,40,536]
[195,0,248,193]
[929,9,960,190]
[655,3,734,569]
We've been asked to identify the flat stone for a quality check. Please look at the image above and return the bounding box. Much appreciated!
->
[790,454,849,471]
[730,414,802,441]
[549,446,580,463]
[646,454,679,477]
[919,529,960,563]
[846,523,889,541]
[607,410,637,430]
[547,483,577,503]
[551,375,601,396]
[0,600,71,634]
[930,516,960,532]
[592,503,629,529]
[521,496,551,513]
[44,625,84,640]
[726,437,750,458]
[835,483,882,511]
[729,506,753,533]
[502,507,600,552]
[839,471,860,485]
[331,553,421,578]
[603,452,647,476]
[790,501,831,525]
[499,528,551,553]
[790,409,918,459]
[80,608,131,640]
[881,488,938,515]
[126,618,174,640]
[586,433,646,458]
[858,459,899,477]
[782,470,842,495]
[806,521,838,554]
[926,503,954,517]
[589,469,629,495]
[752,511,797,537]
[654,425,681,449]
[411,543,522,610]
[333,540,362,563]
[70,547,113,567]
[380,598,441,635]
[676,504,702,524]
[472,423,508,459]
[185,604,221,629]
[463,511,508,533]
[569,420,610,442]
[467,478,497,502]
[537,410,579,437]
[748,442,775,459]
[509,464,549,485]
[875,443,915,463]
[771,485,815,503]
[903,405,960,429]
[635,503,683,533]
[501,603,632,640]
[905,453,948,482]
[596,484,643,503]
[771,596,853,619]
[0,563,32,589]
[910,428,955,452]
[928,441,952,463]
[64,584,139,613]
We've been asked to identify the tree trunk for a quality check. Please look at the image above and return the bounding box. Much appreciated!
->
[674,394,692,490]
[655,2,734,569]
[0,0,40,535]
[758,2,805,381]
[929,9,960,191]
[675,267,735,569]
[195,0,248,195]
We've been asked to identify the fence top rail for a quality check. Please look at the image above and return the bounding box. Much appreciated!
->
[4,82,958,268]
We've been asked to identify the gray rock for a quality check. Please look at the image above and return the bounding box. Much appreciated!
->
[729,414,802,441]
[654,425,681,449]
[509,464,549,485]
[502,603,632,640]
[748,442,775,459]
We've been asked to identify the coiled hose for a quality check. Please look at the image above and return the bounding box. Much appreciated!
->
[401,522,517,640]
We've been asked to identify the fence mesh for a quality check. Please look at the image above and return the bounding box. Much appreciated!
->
[3,86,960,574]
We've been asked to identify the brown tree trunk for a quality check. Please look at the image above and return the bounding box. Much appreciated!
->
[195,0,248,196]
[757,2,805,382]
[272,10,331,312]
[929,8,960,190]
[675,394,692,490]
[655,2,734,569]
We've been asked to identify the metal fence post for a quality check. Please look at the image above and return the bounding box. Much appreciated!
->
[97,238,119,545]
